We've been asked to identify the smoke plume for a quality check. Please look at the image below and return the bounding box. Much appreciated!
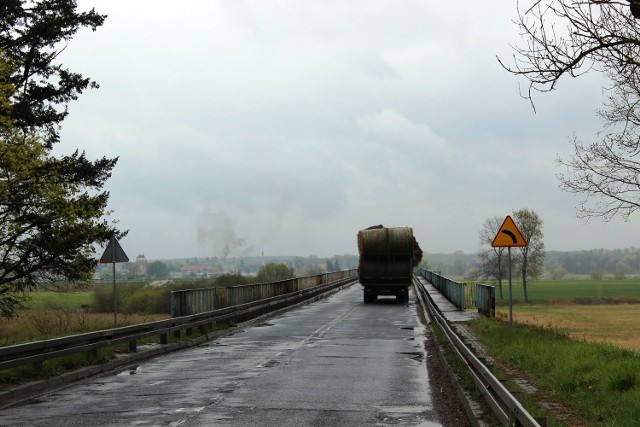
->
[197,209,254,258]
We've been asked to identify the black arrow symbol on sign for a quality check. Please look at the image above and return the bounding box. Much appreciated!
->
[501,230,518,245]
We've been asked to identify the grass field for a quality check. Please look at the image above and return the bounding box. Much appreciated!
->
[24,290,94,310]
[490,278,640,352]
[492,278,640,305]
[497,305,640,352]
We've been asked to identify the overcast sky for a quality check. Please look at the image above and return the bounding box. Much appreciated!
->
[52,1,640,260]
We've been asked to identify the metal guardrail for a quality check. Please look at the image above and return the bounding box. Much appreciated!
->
[418,269,495,316]
[475,283,496,318]
[418,269,475,309]
[413,275,542,427]
[170,271,352,317]
[0,271,358,371]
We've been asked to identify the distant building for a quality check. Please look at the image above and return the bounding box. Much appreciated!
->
[136,254,148,278]
[180,264,215,278]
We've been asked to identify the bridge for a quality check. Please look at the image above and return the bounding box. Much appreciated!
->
[0,272,541,427]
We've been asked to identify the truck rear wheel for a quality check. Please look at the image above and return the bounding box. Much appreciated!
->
[364,294,377,304]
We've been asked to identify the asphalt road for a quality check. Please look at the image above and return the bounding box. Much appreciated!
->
[0,284,444,426]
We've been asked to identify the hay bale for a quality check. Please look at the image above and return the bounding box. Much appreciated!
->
[357,225,423,278]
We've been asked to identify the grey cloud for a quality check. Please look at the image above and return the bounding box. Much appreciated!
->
[50,1,640,258]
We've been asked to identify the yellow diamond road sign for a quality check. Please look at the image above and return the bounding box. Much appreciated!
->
[491,215,527,248]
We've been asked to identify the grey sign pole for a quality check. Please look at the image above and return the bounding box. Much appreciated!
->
[508,246,513,326]
[111,239,117,326]
[99,238,129,328]
[491,215,527,328]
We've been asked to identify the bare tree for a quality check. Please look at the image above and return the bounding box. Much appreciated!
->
[500,1,640,220]
[499,1,639,103]
[513,208,545,303]
[557,86,640,220]
[478,216,507,299]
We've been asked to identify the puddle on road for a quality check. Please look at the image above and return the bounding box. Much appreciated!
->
[116,365,139,376]
[257,359,279,368]
[253,321,275,328]
[175,406,205,414]
[398,351,424,362]
[411,421,442,427]
[14,398,46,407]
[376,405,440,427]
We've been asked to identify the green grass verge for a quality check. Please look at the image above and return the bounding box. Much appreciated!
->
[25,291,94,310]
[470,317,640,426]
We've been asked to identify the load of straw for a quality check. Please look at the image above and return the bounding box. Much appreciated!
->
[357,225,422,279]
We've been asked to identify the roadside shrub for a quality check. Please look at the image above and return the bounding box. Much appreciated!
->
[91,285,113,313]
[256,263,294,282]
[91,280,223,315]
[121,287,169,314]
[91,282,145,313]
[14,307,113,340]
[214,274,248,287]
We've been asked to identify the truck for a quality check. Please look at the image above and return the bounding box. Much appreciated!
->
[357,225,423,303]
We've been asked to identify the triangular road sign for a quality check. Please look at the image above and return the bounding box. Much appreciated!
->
[99,238,129,263]
[491,215,527,248]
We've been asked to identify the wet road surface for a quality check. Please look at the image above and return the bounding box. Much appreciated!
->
[0,284,442,426]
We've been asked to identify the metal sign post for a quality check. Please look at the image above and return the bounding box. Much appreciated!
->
[508,247,512,326]
[99,238,129,327]
[491,216,527,326]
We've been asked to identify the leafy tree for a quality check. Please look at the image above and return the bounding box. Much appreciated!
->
[0,55,13,130]
[147,260,169,279]
[500,1,640,220]
[477,216,506,298]
[615,260,629,279]
[0,3,121,318]
[0,0,106,147]
[550,267,566,280]
[256,263,294,283]
[0,128,120,317]
[513,208,545,303]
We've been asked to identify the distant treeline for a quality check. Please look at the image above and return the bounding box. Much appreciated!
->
[99,254,361,280]
[110,249,640,281]
[545,248,640,276]
[425,248,640,279]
